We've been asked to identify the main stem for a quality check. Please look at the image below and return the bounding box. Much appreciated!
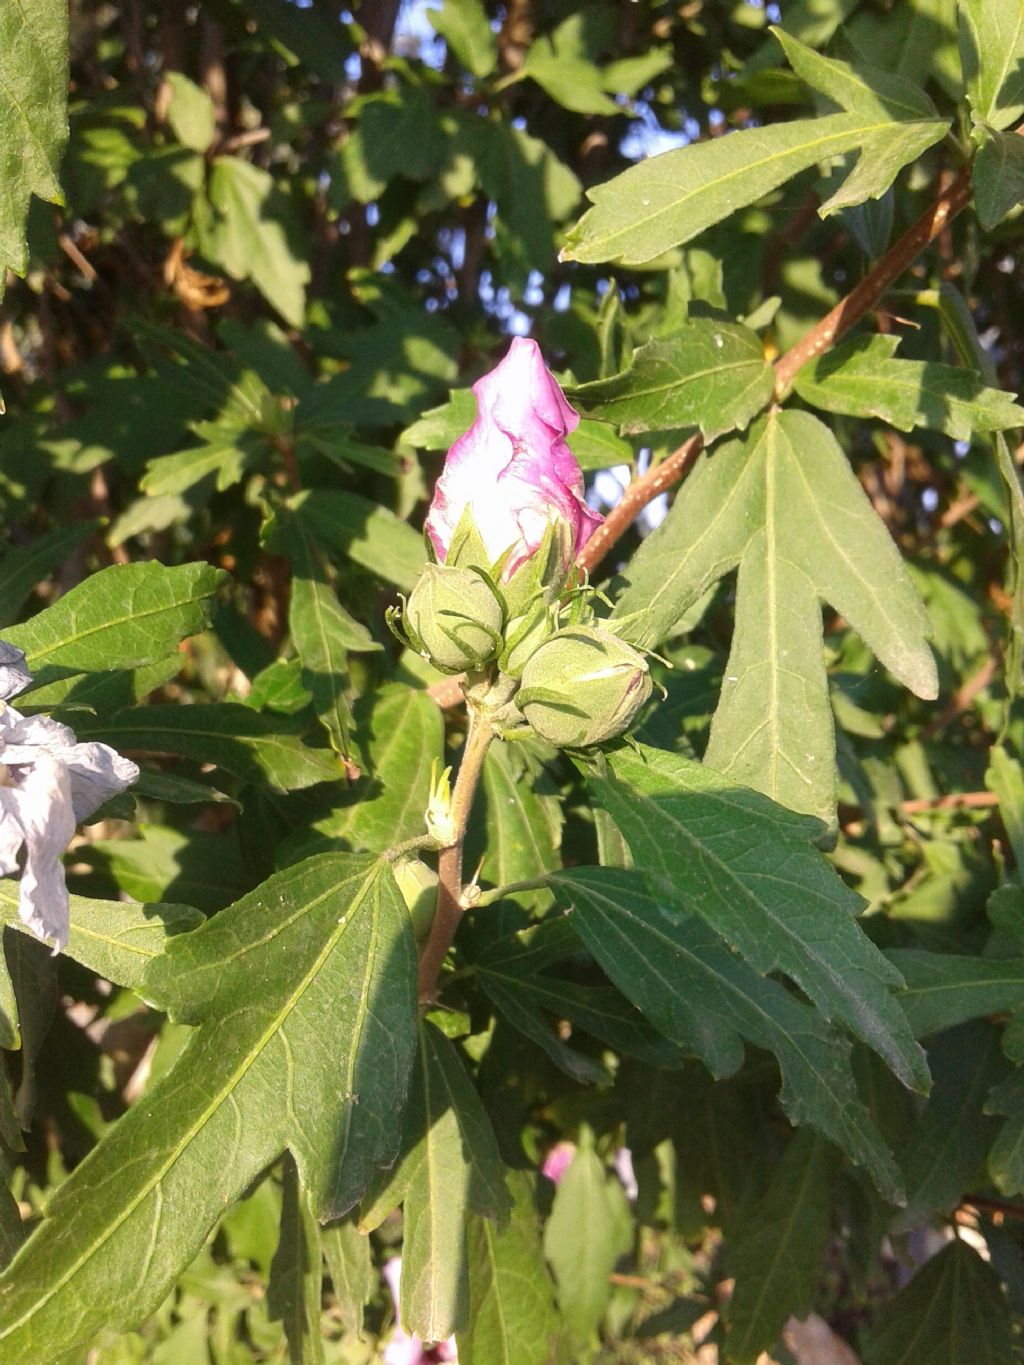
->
[417,709,495,1005]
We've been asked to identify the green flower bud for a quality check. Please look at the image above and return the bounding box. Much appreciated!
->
[516,625,652,748]
[403,563,503,674]
[501,603,556,679]
[393,857,438,941]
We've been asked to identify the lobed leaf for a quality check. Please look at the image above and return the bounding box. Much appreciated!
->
[586,746,928,1097]
[561,113,923,266]
[792,334,1024,436]
[5,562,226,676]
[0,855,418,1360]
[551,865,905,1202]
[569,319,773,440]
[613,410,936,822]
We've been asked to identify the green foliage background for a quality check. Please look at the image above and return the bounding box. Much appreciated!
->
[2,0,1024,1360]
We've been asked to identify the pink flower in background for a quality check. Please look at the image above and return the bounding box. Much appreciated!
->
[541,1140,576,1185]
[425,337,602,579]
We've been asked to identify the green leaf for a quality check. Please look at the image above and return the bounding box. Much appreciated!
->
[613,410,937,822]
[0,885,202,992]
[469,119,581,263]
[75,703,342,793]
[479,966,611,1085]
[792,335,1024,436]
[268,1153,325,1365]
[140,438,253,499]
[0,523,98,628]
[277,510,380,760]
[360,1020,510,1342]
[0,855,417,1360]
[470,743,561,910]
[586,746,928,1094]
[4,562,226,675]
[476,929,679,1070]
[521,16,621,117]
[402,387,477,450]
[562,113,920,266]
[550,865,905,1201]
[893,1022,1006,1232]
[0,938,17,1052]
[973,126,1024,230]
[337,86,447,204]
[542,1128,633,1341]
[568,320,774,441]
[847,0,961,97]
[726,1131,838,1364]
[862,1240,1014,1365]
[987,745,1024,869]
[164,72,217,153]
[773,27,941,119]
[567,419,634,471]
[888,950,1024,1037]
[198,157,310,327]
[321,1216,372,1338]
[459,1172,565,1365]
[985,1066,1024,1194]
[428,0,497,79]
[996,433,1024,722]
[278,489,426,594]
[289,685,443,858]
[84,823,249,914]
[818,121,949,216]
[0,0,67,293]
[959,0,1024,130]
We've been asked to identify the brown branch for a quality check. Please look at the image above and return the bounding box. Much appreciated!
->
[578,432,705,576]
[772,166,973,397]
[921,654,999,738]
[900,791,999,815]
[962,1193,1024,1223]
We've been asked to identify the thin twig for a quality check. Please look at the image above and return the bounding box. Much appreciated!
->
[773,165,973,397]
[921,654,999,738]
[900,791,999,815]
[417,713,495,1004]
[962,1193,1024,1223]
[578,432,705,576]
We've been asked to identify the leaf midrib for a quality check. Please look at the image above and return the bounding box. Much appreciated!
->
[575,114,904,255]
[0,861,381,1339]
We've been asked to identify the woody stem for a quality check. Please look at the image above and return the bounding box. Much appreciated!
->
[416,708,495,1005]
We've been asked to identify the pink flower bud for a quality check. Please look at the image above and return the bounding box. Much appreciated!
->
[425,337,603,580]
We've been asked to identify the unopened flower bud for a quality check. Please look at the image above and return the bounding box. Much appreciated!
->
[424,338,602,581]
[403,563,503,674]
[517,625,652,748]
[393,857,438,941]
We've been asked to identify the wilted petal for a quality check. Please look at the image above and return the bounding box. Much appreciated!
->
[425,337,602,578]
[0,755,75,951]
[0,642,31,704]
[63,742,140,823]
[1,710,139,822]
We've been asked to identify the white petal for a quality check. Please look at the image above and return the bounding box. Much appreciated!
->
[0,642,31,702]
[1,711,139,821]
[0,792,26,875]
[4,756,75,952]
[64,743,140,823]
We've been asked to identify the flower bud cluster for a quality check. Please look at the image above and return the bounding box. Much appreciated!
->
[393,338,656,751]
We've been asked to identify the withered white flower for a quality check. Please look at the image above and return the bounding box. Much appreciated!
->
[0,641,139,952]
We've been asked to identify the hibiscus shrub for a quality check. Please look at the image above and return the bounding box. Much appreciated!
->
[3,1,1024,1361]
